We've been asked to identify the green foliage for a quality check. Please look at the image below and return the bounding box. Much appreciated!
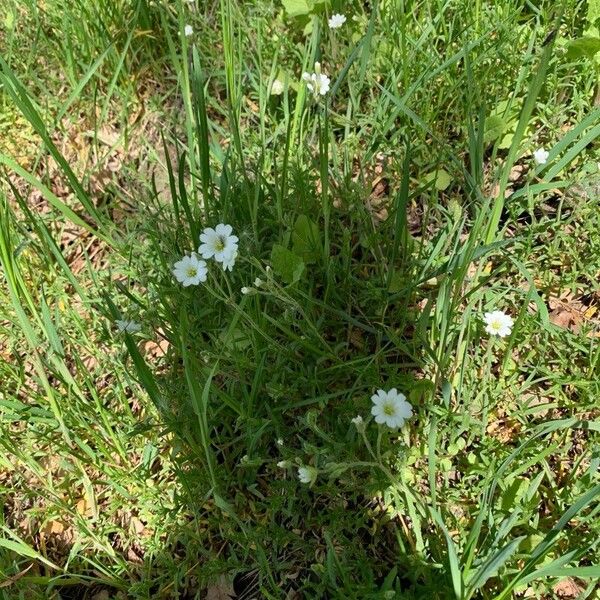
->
[282,0,313,17]
[0,0,599,598]
[566,36,600,60]
[588,0,600,25]
[292,214,322,263]
[270,243,306,283]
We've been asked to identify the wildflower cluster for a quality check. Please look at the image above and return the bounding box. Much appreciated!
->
[483,310,514,338]
[302,62,331,99]
[173,223,238,287]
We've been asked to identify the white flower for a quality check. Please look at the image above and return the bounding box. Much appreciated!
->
[254,277,263,288]
[351,415,363,426]
[302,62,330,97]
[276,438,284,446]
[221,248,238,272]
[172,253,208,287]
[241,286,250,295]
[184,24,193,37]
[328,13,346,28]
[297,466,317,484]
[270,79,284,95]
[116,319,141,333]
[371,389,413,429]
[198,224,239,263]
[277,460,289,468]
[533,148,549,165]
[483,310,514,338]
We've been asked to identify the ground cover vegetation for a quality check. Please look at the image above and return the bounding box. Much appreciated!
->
[0,0,599,598]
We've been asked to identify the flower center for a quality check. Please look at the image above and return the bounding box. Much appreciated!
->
[215,236,226,251]
[383,403,396,416]
[491,319,502,331]
[186,266,197,277]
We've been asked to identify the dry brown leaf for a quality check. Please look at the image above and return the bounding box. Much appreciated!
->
[0,564,33,588]
[42,520,65,536]
[76,496,94,518]
[206,576,235,600]
[130,516,146,536]
[143,330,170,359]
[549,308,579,331]
[486,418,521,443]
[553,577,583,598]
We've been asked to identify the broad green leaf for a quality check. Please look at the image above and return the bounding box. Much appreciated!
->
[484,114,507,143]
[434,169,452,191]
[292,214,321,263]
[588,0,600,24]
[425,169,452,191]
[270,244,305,284]
[282,0,312,17]
[387,269,403,293]
[566,36,600,60]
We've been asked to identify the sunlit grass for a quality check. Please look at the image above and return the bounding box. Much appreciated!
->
[0,0,599,597]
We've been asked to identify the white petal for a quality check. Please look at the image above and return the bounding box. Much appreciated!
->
[398,402,413,419]
[384,416,398,428]
[215,223,233,236]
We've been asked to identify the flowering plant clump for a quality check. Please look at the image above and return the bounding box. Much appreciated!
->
[270,79,284,96]
[297,466,318,485]
[199,224,238,264]
[483,310,514,338]
[172,253,208,287]
[371,388,413,429]
[302,62,331,98]
[533,148,549,165]
[328,13,346,28]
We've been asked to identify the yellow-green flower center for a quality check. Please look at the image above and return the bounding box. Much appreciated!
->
[215,236,226,251]
[186,266,197,277]
[490,319,502,331]
[383,402,396,416]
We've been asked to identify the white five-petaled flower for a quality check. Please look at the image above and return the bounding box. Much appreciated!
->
[116,319,141,333]
[172,253,208,287]
[533,148,549,165]
[271,79,284,96]
[371,389,413,429]
[302,62,331,98]
[483,310,514,338]
[328,13,346,28]
[198,224,238,263]
[297,466,317,484]
[184,24,194,37]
